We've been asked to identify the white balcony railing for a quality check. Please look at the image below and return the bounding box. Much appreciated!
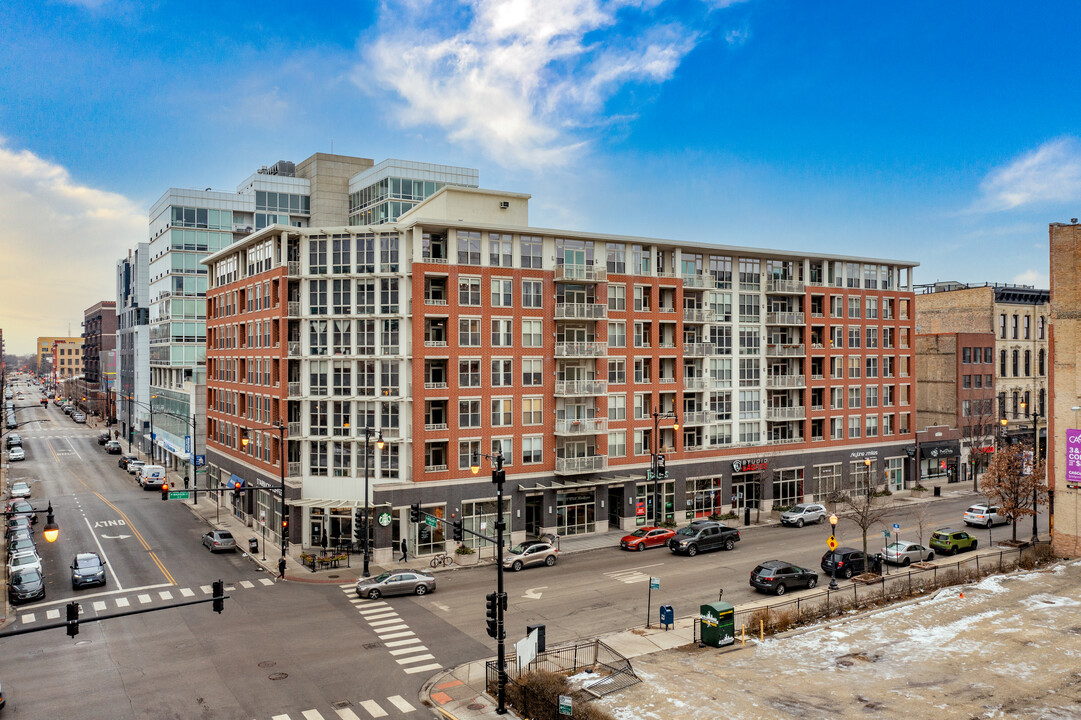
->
[287,462,301,477]
[424,297,448,306]
[765,344,805,357]
[554,341,607,358]
[424,423,448,432]
[554,455,607,474]
[424,340,448,348]
[554,379,608,396]
[287,341,300,356]
[682,273,714,289]
[287,382,301,397]
[287,261,300,276]
[424,464,449,473]
[554,418,608,435]
[766,279,805,294]
[423,381,448,390]
[554,265,607,283]
[766,374,807,389]
[287,301,300,317]
[681,411,714,426]
[766,406,807,421]
[682,308,714,323]
[684,377,710,391]
[766,312,805,325]
[287,422,302,436]
[683,343,715,356]
[554,303,607,320]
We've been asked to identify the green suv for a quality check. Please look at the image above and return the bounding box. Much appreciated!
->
[929,528,978,555]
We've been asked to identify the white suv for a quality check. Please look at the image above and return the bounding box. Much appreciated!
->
[779,503,828,527]
[964,504,1010,528]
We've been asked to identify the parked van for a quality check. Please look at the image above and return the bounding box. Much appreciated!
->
[138,465,167,490]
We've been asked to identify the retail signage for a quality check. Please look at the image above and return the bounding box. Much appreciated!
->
[636,500,645,516]
[731,458,768,473]
[849,449,879,459]
[1067,430,1081,487]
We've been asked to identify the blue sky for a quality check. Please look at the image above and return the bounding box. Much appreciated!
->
[1,0,1079,354]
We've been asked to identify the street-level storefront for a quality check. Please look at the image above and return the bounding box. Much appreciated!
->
[920,440,961,483]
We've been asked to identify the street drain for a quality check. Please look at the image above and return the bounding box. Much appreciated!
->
[332,701,353,709]
[363,642,381,650]
[268,672,288,681]
[258,661,277,669]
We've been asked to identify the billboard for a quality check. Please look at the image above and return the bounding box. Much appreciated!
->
[1067,430,1081,488]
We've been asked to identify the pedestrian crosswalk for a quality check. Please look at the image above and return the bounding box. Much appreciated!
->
[339,584,442,676]
[604,567,655,584]
[260,695,417,719]
[16,577,277,625]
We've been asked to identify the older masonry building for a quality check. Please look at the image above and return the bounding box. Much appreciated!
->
[203,185,919,563]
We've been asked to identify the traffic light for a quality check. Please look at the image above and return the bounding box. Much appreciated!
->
[492,468,505,485]
[656,455,667,478]
[161,482,169,501]
[66,601,79,637]
[409,503,420,523]
[212,580,224,614]
[354,509,364,543]
[485,592,499,638]
[452,519,463,542]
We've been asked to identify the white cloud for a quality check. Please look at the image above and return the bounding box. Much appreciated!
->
[1012,268,1047,288]
[362,0,731,168]
[976,137,1081,212]
[0,138,143,354]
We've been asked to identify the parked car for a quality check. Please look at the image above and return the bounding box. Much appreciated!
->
[8,568,45,604]
[8,550,42,576]
[6,499,37,523]
[104,440,122,454]
[503,541,558,571]
[963,504,1011,528]
[779,503,829,528]
[5,433,21,448]
[821,547,866,579]
[929,528,978,555]
[71,552,107,589]
[97,432,111,445]
[7,537,36,559]
[126,460,145,476]
[9,481,31,498]
[7,528,33,547]
[750,560,819,595]
[201,530,236,553]
[355,570,436,599]
[881,540,935,566]
[5,515,33,537]
[620,526,676,551]
[118,454,138,470]
[8,446,25,462]
[668,520,741,556]
[71,412,86,423]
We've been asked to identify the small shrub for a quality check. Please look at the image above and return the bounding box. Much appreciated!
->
[455,545,475,555]
[659,520,677,529]
[504,671,616,720]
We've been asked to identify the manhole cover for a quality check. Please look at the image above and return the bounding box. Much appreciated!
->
[468,703,487,710]
[362,642,381,650]
[268,672,288,681]
[258,661,277,669]
[332,701,353,709]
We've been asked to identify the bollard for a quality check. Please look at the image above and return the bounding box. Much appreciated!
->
[760,618,764,641]
[741,623,745,646]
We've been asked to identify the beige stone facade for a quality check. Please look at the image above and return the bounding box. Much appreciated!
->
[1049,222,1081,557]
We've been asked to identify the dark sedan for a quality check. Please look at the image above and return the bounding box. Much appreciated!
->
[71,552,107,589]
[750,560,819,595]
[9,568,45,605]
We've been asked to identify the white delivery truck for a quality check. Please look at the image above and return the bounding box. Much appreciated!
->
[138,465,167,490]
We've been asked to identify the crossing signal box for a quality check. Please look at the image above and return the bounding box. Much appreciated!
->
[160,483,169,501]
[66,602,79,637]
[409,503,420,523]
[212,580,224,613]
[485,593,499,638]
[452,519,464,542]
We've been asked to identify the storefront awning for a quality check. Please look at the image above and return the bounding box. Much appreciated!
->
[517,475,639,492]
[288,498,380,510]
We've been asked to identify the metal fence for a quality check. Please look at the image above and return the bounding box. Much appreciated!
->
[486,638,640,701]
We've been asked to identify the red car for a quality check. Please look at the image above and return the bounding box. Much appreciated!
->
[620,526,676,551]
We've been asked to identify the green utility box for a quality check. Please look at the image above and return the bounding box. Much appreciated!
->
[699,601,735,648]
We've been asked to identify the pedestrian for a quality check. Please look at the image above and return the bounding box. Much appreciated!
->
[399,537,408,563]
[278,555,286,581]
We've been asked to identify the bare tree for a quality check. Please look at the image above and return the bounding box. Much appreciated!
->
[960,405,996,491]
[980,444,1048,543]
[910,501,932,549]
[841,474,893,574]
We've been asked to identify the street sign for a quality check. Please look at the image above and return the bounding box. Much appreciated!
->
[424,516,438,528]
[377,511,392,527]
[558,695,573,716]
[827,535,838,551]
[649,577,660,590]
[185,435,191,453]
[882,530,890,538]
[168,491,190,500]
[195,454,206,467]
[260,510,266,526]
[893,523,900,531]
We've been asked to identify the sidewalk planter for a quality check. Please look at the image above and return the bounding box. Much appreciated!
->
[454,549,478,566]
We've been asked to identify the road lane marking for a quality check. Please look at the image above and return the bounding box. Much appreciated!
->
[389,646,429,656]
[387,696,415,712]
[15,582,172,610]
[367,618,403,626]
[358,700,387,717]
[403,663,442,674]
[338,583,355,589]
[301,710,327,720]
[116,598,130,607]
[180,588,195,597]
[522,586,547,599]
[46,609,59,620]
[159,591,173,600]
[88,491,176,586]
[239,580,254,589]
[93,601,106,611]
[20,613,35,623]
[138,594,151,604]
[377,630,415,640]
[384,638,421,647]
[271,715,290,720]
[396,654,435,665]
[335,709,363,720]
[259,578,274,586]
[200,585,212,593]
[375,624,410,634]
[83,516,125,591]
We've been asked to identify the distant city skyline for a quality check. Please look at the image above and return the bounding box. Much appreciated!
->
[1,0,1079,354]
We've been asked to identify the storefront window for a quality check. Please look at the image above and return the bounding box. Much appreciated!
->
[557,490,596,535]
[813,463,841,502]
[886,457,904,491]
[635,482,674,526]
[772,468,804,508]
[690,477,723,518]
[415,505,446,555]
[463,499,511,549]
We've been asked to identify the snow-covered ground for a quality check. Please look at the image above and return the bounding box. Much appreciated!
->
[597,560,1081,719]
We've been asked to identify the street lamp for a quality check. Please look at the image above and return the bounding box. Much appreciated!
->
[471,449,508,716]
[650,410,679,526]
[828,513,839,591]
[3,502,60,543]
[361,426,384,578]
[1022,402,1041,542]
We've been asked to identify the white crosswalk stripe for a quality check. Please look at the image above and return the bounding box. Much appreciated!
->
[389,645,428,656]
[46,609,60,620]
[260,578,275,586]
[604,568,652,584]
[335,709,363,720]
[256,695,418,720]
[180,588,195,597]
[240,580,254,589]
[137,594,152,604]
[339,587,442,678]
[159,590,173,600]
[358,700,387,717]
[403,663,442,675]
[301,710,326,719]
[386,696,414,713]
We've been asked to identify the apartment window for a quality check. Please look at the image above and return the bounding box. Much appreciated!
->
[358,360,376,395]
[848,326,861,348]
[710,292,732,322]
[459,318,481,346]
[608,322,626,348]
[962,399,971,417]
[738,329,760,355]
[739,422,760,444]
[848,386,861,409]
[962,347,972,364]
[1000,349,1007,377]
[848,356,861,379]
[830,296,844,318]
[522,320,543,347]
[962,374,972,389]
[458,231,482,265]
[356,319,375,355]
[866,327,878,348]
[608,284,626,311]
[711,325,732,355]
[1024,350,1031,376]
[522,359,543,386]
[999,313,1007,339]
[331,237,351,273]
[354,279,375,314]
[310,361,328,395]
[711,392,732,421]
[831,326,844,349]
[522,436,543,464]
[848,297,861,319]
[310,441,328,476]
[608,394,627,421]
[608,431,626,458]
[380,234,399,272]
[380,319,399,354]
[356,234,376,272]
[848,415,861,439]
[1012,349,1019,377]
[459,399,481,428]
[1038,316,1046,340]
[738,294,760,323]
[738,258,760,288]
[865,415,879,437]
[831,417,844,440]
[866,385,878,408]
[608,359,626,384]
[492,398,512,427]
[490,439,512,468]
[1011,314,1018,339]
[1024,315,1031,339]
[632,244,651,274]
[883,385,895,407]
[866,356,878,378]
[459,359,481,388]
[459,277,481,306]
[492,358,513,387]
[491,279,513,307]
[309,238,327,274]
[380,360,399,396]
[310,280,327,315]
[709,357,732,386]
[490,234,513,267]
[633,322,651,348]
[634,393,650,420]
[1038,349,1045,376]
[633,358,651,383]
[332,362,351,395]
[739,358,759,387]
[633,286,651,312]
[522,280,543,308]
[522,397,543,425]
[831,387,844,410]
[458,440,481,470]
[865,297,878,319]
[520,236,542,269]
[607,243,626,273]
[738,390,760,419]
[492,319,513,347]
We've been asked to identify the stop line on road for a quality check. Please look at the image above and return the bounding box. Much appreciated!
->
[604,562,664,584]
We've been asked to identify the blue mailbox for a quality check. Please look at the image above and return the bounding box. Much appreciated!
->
[659,604,674,630]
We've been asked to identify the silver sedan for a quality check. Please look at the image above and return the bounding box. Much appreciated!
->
[881,540,934,566]
[355,571,436,599]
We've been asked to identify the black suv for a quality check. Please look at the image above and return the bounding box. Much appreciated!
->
[820,547,866,579]
[750,560,819,595]
[668,520,740,556]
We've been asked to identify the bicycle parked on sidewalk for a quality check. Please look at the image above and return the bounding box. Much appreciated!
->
[430,552,454,568]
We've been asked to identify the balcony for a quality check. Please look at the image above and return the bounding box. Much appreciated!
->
[659,377,677,384]
[684,376,710,391]
[555,341,607,358]
[287,341,300,356]
[681,411,714,426]
[554,265,606,283]
[683,308,714,323]
[554,303,607,321]
[681,273,714,290]
[766,312,805,325]
[554,418,608,435]
[425,464,449,473]
[286,261,300,276]
[423,381,448,390]
[287,301,300,317]
[424,423,448,432]
[766,406,807,421]
[287,462,301,477]
[683,343,715,357]
[424,297,448,306]
[766,374,807,389]
[424,340,448,348]
[766,279,806,294]
[554,379,608,397]
[421,256,450,265]
[555,455,607,475]
[287,422,302,436]
[768,436,805,446]
[287,382,301,397]
[765,344,805,357]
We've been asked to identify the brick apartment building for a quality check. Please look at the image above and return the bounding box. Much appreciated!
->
[82,300,117,418]
[203,185,919,562]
